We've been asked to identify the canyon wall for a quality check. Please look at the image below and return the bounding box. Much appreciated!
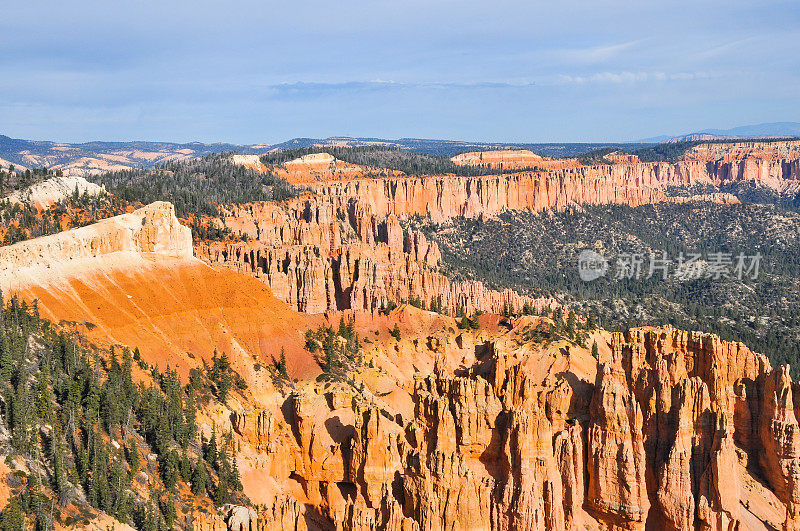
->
[200,155,800,315]
[682,139,800,162]
[305,158,800,220]
[222,323,800,530]
[196,198,555,315]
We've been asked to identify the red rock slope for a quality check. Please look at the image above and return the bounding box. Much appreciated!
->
[0,202,319,379]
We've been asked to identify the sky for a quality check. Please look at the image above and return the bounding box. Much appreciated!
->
[1,0,799,144]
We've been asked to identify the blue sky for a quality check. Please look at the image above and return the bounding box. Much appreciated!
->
[2,0,798,143]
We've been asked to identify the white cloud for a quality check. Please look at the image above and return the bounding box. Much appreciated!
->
[553,71,712,85]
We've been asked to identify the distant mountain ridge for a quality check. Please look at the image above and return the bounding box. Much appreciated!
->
[643,122,800,143]
[0,134,646,175]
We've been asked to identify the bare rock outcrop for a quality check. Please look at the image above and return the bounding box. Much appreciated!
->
[197,196,554,315]
[237,325,800,530]
[759,366,800,530]
[586,364,649,529]
[0,200,191,275]
[5,174,106,208]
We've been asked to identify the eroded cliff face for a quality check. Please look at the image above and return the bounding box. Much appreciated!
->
[450,149,581,170]
[0,201,191,272]
[0,201,193,291]
[307,158,800,219]
[214,322,800,531]
[196,197,556,315]
[682,139,800,162]
[202,151,800,317]
[5,193,800,530]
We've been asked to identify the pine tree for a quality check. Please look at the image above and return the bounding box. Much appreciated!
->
[205,428,218,466]
[191,461,207,496]
[34,511,51,531]
[10,369,31,454]
[33,368,54,420]
[212,351,233,402]
[161,496,177,528]
[184,389,198,442]
[121,348,134,397]
[277,348,289,379]
[469,314,480,330]
[215,474,230,505]
[159,450,180,492]
[566,311,576,338]
[180,451,192,482]
[50,423,70,506]
[0,495,25,531]
[0,329,12,381]
[591,341,599,359]
[127,440,140,476]
[231,457,242,491]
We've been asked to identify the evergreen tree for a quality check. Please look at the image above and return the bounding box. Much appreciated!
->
[184,389,198,442]
[191,461,207,496]
[204,428,218,466]
[180,451,192,482]
[0,329,12,381]
[159,450,180,492]
[277,348,289,379]
[161,496,177,528]
[125,440,140,476]
[0,496,25,531]
[10,368,31,454]
[49,423,70,506]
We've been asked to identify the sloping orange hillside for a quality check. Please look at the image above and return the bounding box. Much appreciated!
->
[9,259,321,380]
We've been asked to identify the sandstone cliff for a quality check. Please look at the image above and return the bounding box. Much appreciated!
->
[682,139,800,162]
[196,196,556,315]
[213,321,799,530]
[304,157,799,220]
[0,201,191,281]
[199,149,800,316]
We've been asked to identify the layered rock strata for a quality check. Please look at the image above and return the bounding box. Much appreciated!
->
[197,198,555,315]
[0,201,192,288]
[222,324,800,530]
[200,152,800,315]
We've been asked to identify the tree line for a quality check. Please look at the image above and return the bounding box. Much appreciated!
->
[0,293,245,529]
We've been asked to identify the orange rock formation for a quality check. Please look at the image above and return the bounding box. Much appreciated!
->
[682,139,800,162]
[604,151,642,164]
[272,153,405,185]
[219,323,799,530]
[197,197,556,315]
[4,198,800,530]
[451,149,581,170]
